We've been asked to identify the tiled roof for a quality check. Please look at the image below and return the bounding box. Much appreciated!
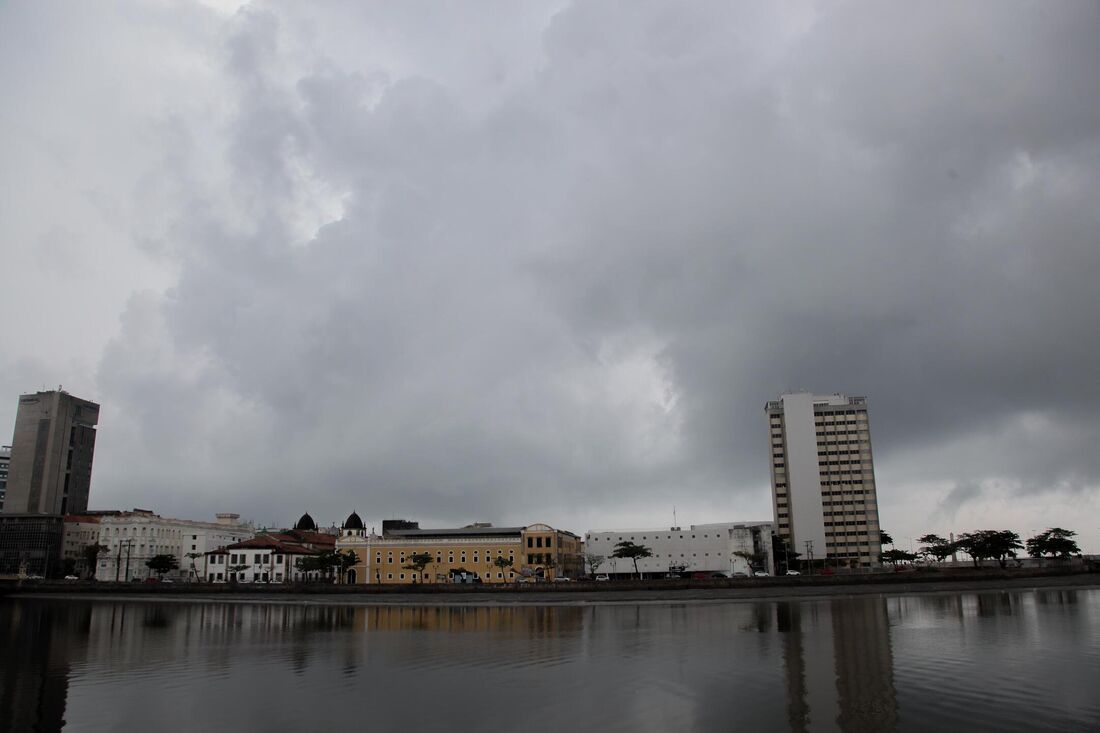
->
[218,534,319,555]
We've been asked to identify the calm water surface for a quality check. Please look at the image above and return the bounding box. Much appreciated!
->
[2,589,1098,732]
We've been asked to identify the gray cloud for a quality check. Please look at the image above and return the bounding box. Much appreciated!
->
[1,1,1098,548]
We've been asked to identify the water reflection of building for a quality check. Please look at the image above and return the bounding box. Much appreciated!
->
[0,601,91,732]
[778,598,898,732]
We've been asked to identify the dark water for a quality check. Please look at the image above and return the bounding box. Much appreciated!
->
[2,590,1098,732]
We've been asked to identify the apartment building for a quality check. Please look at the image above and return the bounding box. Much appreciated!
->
[0,445,10,512]
[767,392,882,567]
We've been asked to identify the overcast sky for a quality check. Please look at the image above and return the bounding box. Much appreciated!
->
[2,1,1098,551]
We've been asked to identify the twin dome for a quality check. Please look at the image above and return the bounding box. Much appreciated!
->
[293,511,364,532]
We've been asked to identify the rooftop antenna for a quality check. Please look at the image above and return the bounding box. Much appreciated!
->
[673,506,677,529]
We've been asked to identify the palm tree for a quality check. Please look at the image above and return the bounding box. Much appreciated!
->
[339,550,361,584]
[493,555,514,583]
[81,543,109,580]
[185,552,204,582]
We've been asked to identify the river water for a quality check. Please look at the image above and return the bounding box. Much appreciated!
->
[2,588,1098,732]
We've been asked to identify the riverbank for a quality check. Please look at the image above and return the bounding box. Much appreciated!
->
[3,568,1097,606]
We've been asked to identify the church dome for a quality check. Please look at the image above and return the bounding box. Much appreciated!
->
[294,512,317,531]
[343,511,364,530]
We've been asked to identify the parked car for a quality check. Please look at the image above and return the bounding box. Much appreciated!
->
[785,570,801,576]
[595,574,610,582]
[64,575,80,581]
[731,572,749,578]
[754,571,771,577]
[552,577,571,583]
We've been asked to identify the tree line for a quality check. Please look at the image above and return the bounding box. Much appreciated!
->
[880,528,1082,568]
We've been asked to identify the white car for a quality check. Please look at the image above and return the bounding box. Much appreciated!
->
[754,571,771,577]
[64,575,80,581]
[594,574,610,582]
[785,570,801,576]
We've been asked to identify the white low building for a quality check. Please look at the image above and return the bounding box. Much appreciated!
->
[584,521,774,578]
[205,536,323,584]
[94,510,254,582]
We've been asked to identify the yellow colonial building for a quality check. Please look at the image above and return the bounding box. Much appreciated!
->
[336,514,584,585]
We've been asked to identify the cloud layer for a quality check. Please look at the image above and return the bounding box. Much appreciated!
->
[1,1,1098,548]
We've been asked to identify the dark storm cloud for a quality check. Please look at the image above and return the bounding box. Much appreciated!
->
[4,2,1097,541]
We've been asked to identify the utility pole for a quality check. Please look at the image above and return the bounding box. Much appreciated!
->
[114,539,135,582]
[123,539,134,582]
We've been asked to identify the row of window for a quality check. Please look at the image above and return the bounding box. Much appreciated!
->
[222,553,286,565]
[382,571,515,581]
[377,552,516,565]
[591,533,720,542]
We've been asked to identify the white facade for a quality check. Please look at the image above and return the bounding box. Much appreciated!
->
[584,522,774,577]
[205,546,319,584]
[94,510,254,582]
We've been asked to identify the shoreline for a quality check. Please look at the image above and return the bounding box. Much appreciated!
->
[4,573,1097,607]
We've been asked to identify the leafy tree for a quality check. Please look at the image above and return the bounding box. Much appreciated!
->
[296,555,321,577]
[917,534,954,563]
[772,535,800,574]
[402,552,433,583]
[956,530,1024,569]
[881,549,917,565]
[296,552,342,581]
[493,555,514,582]
[879,530,894,547]
[145,554,180,578]
[82,543,108,579]
[584,552,606,577]
[1026,528,1081,559]
[611,541,653,578]
[734,550,766,573]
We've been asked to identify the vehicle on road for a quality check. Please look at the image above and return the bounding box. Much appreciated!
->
[552,577,570,583]
[785,570,801,576]
[595,574,610,582]
[754,571,771,577]
[731,572,749,578]
[64,575,80,581]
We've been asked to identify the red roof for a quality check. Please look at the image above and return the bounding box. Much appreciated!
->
[215,534,319,555]
[280,529,337,547]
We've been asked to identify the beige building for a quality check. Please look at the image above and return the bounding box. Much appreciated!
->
[3,391,99,516]
[767,392,882,568]
[62,514,103,576]
[337,516,584,584]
